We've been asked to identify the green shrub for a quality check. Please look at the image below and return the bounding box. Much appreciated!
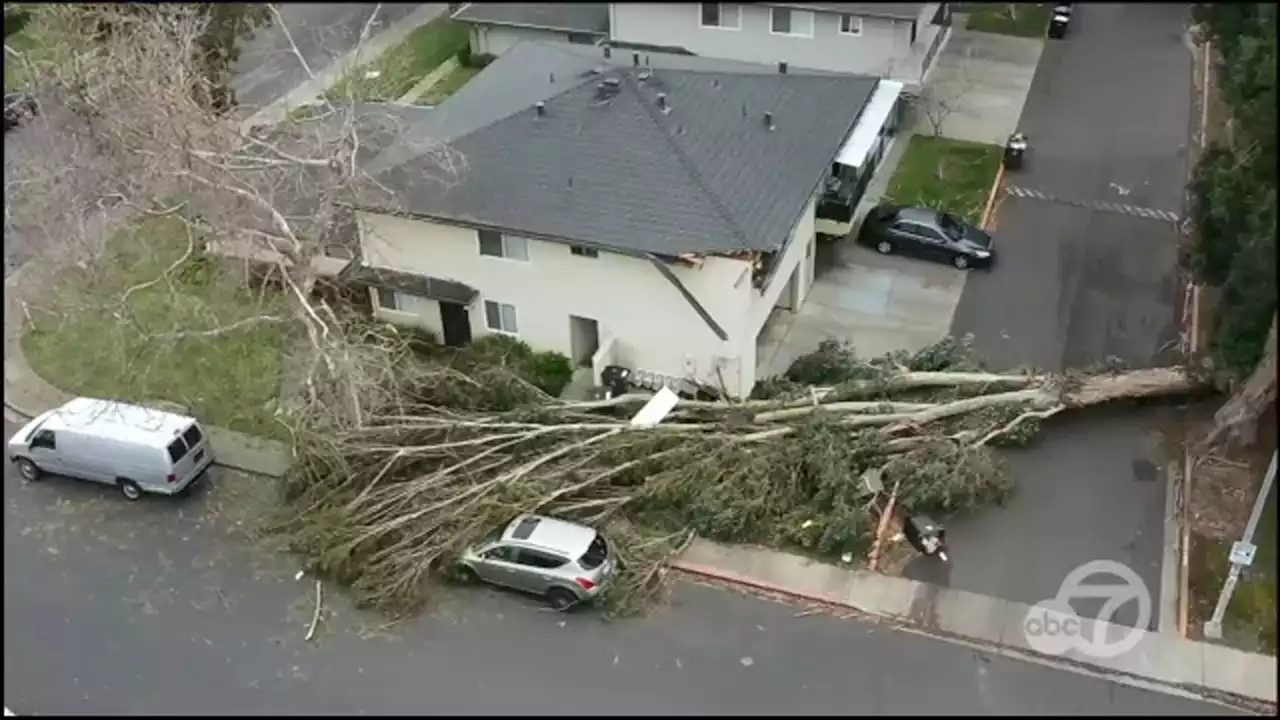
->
[463,335,573,396]
[528,350,573,396]
[454,45,472,68]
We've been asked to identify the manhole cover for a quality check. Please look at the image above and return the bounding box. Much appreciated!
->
[1131,459,1158,483]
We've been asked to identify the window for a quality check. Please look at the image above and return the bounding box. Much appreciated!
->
[166,438,189,463]
[567,32,596,45]
[700,3,740,29]
[579,534,609,569]
[484,300,519,334]
[478,230,529,261]
[30,429,56,450]
[570,245,598,258]
[375,287,399,310]
[516,549,569,569]
[483,545,519,562]
[770,7,813,36]
[182,424,204,449]
[839,14,863,36]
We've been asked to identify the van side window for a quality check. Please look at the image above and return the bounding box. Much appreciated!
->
[31,430,56,450]
[166,438,189,463]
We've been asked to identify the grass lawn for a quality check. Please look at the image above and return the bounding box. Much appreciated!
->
[883,134,1003,225]
[4,6,87,90]
[1188,480,1277,655]
[325,16,469,104]
[22,216,290,438]
[962,3,1053,38]
[417,64,481,105]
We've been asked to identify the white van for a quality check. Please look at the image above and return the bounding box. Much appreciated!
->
[7,397,215,501]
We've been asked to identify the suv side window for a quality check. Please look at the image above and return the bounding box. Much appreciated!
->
[483,545,519,563]
[31,430,56,450]
[515,549,568,570]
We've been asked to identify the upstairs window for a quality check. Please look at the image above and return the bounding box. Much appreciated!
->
[570,245,599,258]
[700,3,740,29]
[770,7,814,37]
[478,230,529,261]
[839,14,863,36]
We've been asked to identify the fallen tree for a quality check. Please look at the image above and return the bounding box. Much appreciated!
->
[267,334,1212,619]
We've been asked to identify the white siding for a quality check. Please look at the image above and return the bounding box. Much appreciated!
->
[358,212,766,396]
[610,3,919,79]
[751,197,816,336]
[469,25,576,57]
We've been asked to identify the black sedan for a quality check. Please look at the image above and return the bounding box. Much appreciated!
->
[856,205,995,270]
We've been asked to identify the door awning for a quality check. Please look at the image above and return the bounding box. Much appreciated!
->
[835,79,905,169]
[341,264,479,305]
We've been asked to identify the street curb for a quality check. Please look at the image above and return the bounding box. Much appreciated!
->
[671,546,1277,707]
[979,162,1005,230]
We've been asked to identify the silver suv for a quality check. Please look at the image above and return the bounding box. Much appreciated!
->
[458,515,615,610]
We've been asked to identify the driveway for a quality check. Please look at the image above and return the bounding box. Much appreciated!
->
[757,243,968,378]
[1,419,1233,715]
[915,22,1044,145]
[941,3,1195,617]
[230,3,439,111]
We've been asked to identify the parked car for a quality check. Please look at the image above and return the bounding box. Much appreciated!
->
[7,397,215,501]
[456,514,616,610]
[3,91,38,133]
[856,205,995,270]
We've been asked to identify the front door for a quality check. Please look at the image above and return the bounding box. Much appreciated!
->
[439,302,472,348]
[568,315,600,367]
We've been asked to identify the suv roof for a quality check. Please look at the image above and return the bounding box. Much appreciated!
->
[502,514,597,557]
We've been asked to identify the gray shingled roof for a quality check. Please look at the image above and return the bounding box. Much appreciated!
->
[450,3,609,35]
[355,42,879,257]
[762,3,926,20]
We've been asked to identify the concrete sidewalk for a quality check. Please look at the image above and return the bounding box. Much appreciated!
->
[673,539,1277,707]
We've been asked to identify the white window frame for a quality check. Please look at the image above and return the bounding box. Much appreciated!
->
[375,287,401,311]
[478,230,530,262]
[769,7,814,37]
[838,14,863,36]
[699,3,740,30]
[484,299,519,335]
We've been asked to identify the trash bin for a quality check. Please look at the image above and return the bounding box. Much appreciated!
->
[1048,4,1072,39]
[600,365,632,399]
[903,514,948,560]
[1003,133,1027,171]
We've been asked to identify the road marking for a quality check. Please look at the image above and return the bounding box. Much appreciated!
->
[1004,186,1181,223]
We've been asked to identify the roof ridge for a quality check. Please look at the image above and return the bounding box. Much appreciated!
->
[620,71,753,251]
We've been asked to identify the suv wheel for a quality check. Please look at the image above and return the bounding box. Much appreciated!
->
[118,479,143,501]
[546,587,579,612]
[876,240,893,255]
[953,254,969,270]
[16,458,40,482]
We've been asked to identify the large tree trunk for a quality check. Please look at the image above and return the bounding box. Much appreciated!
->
[1203,312,1279,451]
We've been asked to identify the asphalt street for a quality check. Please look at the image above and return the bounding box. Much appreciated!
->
[941,4,1195,616]
[2,419,1233,715]
[230,3,438,110]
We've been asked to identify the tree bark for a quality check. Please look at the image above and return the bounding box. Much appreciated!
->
[1203,312,1279,451]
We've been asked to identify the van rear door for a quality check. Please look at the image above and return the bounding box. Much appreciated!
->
[165,423,210,485]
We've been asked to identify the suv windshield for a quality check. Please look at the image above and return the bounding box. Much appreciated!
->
[579,533,609,569]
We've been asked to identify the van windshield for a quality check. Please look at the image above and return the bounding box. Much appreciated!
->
[23,419,49,443]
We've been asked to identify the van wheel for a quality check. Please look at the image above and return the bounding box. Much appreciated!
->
[117,479,142,501]
[16,459,41,482]
[546,587,579,612]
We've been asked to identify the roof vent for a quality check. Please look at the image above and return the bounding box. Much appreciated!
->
[656,93,671,114]
[778,61,788,74]
[763,111,774,130]
[535,101,546,117]
[590,66,604,75]
[603,46,612,59]
[713,78,721,89]
[645,54,651,67]
[633,52,640,67]
[638,70,653,83]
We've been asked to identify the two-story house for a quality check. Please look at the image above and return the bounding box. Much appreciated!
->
[340,42,890,398]
[451,3,952,94]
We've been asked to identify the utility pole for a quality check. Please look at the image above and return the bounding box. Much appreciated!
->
[1204,449,1277,640]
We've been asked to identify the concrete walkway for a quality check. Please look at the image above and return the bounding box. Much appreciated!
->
[674,539,1277,707]
[397,57,459,104]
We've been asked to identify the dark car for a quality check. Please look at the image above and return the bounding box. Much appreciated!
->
[4,91,38,133]
[856,205,995,270]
